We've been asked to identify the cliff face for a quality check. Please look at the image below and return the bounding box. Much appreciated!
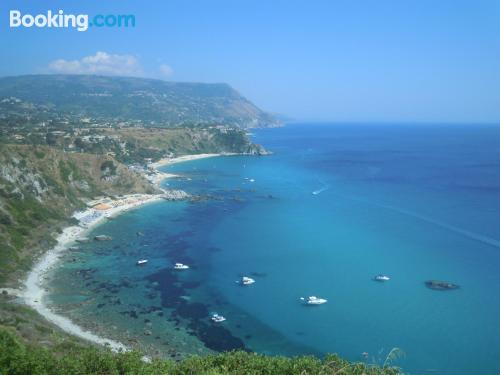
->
[108,127,268,161]
[0,145,155,282]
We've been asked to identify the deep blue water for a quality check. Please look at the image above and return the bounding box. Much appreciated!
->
[50,124,500,374]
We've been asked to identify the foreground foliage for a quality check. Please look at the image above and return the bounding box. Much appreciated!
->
[0,328,399,375]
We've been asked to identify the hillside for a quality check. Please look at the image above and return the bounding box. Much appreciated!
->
[0,144,156,283]
[0,75,280,128]
[0,327,397,375]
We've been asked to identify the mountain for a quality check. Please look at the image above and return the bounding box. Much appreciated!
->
[0,75,280,128]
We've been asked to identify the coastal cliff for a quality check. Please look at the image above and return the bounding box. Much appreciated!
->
[0,144,156,283]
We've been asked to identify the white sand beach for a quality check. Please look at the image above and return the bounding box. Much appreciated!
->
[21,153,224,351]
[22,193,164,351]
[151,153,223,169]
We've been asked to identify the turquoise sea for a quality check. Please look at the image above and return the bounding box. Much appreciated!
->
[48,124,500,374]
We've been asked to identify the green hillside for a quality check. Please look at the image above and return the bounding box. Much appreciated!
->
[0,75,280,128]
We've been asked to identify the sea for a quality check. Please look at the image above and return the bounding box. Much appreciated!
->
[47,123,500,374]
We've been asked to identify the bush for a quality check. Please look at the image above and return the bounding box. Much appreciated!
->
[0,329,399,375]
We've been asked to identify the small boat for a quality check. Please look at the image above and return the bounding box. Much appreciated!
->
[373,274,390,282]
[136,259,148,266]
[249,179,255,182]
[211,313,226,323]
[174,263,189,270]
[237,276,255,286]
[300,296,328,305]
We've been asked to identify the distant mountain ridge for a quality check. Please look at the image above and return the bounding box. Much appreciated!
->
[0,74,280,128]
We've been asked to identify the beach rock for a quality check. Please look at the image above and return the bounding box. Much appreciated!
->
[162,190,190,201]
[425,280,460,291]
[94,235,112,241]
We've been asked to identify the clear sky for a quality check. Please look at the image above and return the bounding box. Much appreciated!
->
[1,0,499,123]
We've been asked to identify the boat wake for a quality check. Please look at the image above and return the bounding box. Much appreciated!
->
[349,197,500,249]
[312,179,330,195]
[312,186,330,195]
[379,203,500,249]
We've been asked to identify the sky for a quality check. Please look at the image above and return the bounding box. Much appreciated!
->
[1,0,499,123]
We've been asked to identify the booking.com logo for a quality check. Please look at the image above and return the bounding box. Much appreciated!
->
[9,10,135,32]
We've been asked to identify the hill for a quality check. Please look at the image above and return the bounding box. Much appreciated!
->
[0,144,156,283]
[0,75,280,128]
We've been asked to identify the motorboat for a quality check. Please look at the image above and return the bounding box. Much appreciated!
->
[300,296,327,305]
[373,274,390,282]
[136,259,148,266]
[211,313,226,323]
[237,276,255,285]
[174,263,189,270]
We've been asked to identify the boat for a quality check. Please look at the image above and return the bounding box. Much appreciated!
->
[136,259,148,266]
[373,274,390,282]
[300,296,328,305]
[237,276,255,285]
[174,263,189,270]
[211,313,226,323]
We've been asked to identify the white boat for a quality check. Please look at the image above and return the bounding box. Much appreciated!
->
[373,274,390,282]
[237,276,255,285]
[174,263,189,270]
[300,296,328,305]
[211,313,226,323]
[136,259,148,265]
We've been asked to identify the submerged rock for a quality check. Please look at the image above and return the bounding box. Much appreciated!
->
[94,235,112,241]
[425,280,460,291]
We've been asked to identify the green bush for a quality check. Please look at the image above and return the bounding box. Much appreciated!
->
[0,329,399,375]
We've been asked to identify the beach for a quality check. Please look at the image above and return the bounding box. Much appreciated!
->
[151,153,226,169]
[19,153,222,352]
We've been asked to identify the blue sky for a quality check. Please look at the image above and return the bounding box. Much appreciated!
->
[1,0,499,123]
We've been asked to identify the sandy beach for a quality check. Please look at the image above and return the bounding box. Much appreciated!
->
[151,153,225,169]
[22,194,163,351]
[20,153,223,351]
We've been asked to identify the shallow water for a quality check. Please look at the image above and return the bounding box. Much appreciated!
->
[49,124,500,373]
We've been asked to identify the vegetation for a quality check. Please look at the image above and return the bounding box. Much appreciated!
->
[0,74,279,128]
[0,144,156,283]
[0,328,399,375]
[0,75,396,375]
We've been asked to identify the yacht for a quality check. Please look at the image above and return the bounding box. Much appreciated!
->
[373,274,390,282]
[300,296,328,305]
[237,276,255,285]
[211,313,226,323]
[136,259,148,266]
[174,263,189,270]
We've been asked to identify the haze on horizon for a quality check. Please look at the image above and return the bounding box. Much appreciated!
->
[1,0,499,123]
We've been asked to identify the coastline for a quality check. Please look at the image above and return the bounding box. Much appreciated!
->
[151,153,231,169]
[19,153,224,352]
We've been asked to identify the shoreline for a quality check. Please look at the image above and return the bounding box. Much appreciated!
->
[151,153,232,169]
[19,153,223,352]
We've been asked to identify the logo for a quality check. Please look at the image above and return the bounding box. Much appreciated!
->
[9,10,136,32]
